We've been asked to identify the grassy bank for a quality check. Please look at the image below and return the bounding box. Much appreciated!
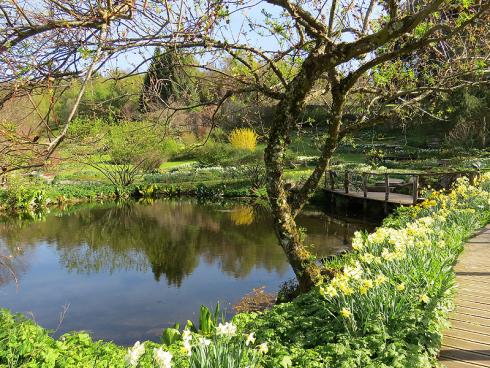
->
[0,178,266,215]
[1,176,490,367]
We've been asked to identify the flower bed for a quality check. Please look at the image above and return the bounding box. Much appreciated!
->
[1,176,490,367]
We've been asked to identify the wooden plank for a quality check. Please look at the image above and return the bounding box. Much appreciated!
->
[412,175,419,205]
[457,278,490,286]
[384,173,389,201]
[454,287,490,298]
[450,314,490,327]
[456,278,490,284]
[457,297,490,308]
[457,300,490,312]
[440,224,490,367]
[441,358,489,368]
[456,307,490,320]
[362,173,368,198]
[449,320,490,337]
[445,328,490,345]
[327,189,415,205]
[443,336,490,353]
[440,348,490,367]
[329,170,335,191]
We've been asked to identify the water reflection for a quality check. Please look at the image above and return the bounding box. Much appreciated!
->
[0,199,371,344]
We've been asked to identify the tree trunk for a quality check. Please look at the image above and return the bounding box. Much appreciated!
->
[264,154,323,291]
[481,117,487,148]
[264,102,324,291]
[262,54,345,292]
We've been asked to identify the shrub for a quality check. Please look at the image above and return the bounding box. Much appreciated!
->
[196,141,240,166]
[230,128,258,151]
[2,183,47,211]
[0,309,265,368]
[76,121,182,186]
[365,148,385,166]
[181,131,198,146]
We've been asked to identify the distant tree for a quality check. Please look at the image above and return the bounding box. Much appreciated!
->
[56,72,142,123]
[140,47,198,112]
[445,87,490,148]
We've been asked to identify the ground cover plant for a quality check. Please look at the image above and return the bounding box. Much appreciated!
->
[1,175,490,367]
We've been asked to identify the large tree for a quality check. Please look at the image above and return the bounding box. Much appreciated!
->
[1,0,489,290]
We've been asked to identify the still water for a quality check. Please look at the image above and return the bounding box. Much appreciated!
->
[0,199,371,344]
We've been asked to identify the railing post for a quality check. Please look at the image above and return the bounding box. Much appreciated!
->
[384,173,389,201]
[412,175,419,205]
[362,173,368,198]
[329,170,335,191]
[344,171,349,194]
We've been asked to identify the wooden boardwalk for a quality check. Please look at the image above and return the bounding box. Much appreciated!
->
[325,189,416,205]
[439,225,490,367]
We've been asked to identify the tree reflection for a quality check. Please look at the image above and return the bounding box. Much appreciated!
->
[0,244,28,287]
[0,200,366,287]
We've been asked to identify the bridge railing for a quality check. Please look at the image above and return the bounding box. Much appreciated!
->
[324,169,483,205]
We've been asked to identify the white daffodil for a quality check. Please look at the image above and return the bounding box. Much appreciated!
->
[351,232,364,251]
[245,332,256,346]
[182,329,192,343]
[343,261,363,280]
[153,348,172,368]
[125,341,145,367]
[199,337,211,347]
[216,322,237,337]
[182,329,193,356]
[258,342,268,354]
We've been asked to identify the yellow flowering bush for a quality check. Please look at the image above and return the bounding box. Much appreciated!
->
[229,128,258,151]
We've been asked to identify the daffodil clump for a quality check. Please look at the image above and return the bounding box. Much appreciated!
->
[235,175,490,367]
[120,322,267,368]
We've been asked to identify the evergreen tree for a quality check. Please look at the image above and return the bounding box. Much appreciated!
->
[140,47,197,112]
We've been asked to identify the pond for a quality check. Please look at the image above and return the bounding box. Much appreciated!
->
[0,199,373,345]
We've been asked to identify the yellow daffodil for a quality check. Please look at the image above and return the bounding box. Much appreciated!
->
[395,283,405,292]
[374,274,388,286]
[419,294,430,304]
[321,285,338,298]
[340,308,352,318]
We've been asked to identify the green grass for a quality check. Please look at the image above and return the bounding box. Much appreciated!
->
[159,160,196,170]
[333,152,365,163]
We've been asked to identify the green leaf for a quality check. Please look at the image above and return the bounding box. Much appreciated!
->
[161,326,181,346]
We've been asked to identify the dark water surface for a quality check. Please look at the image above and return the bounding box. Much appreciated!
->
[0,199,371,344]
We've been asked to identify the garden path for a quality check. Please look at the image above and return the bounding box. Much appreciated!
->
[439,224,490,367]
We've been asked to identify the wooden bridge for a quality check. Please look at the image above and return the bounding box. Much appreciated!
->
[439,225,490,367]
[323,169,482,206]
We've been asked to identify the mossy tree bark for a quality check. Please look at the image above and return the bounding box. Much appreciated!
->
[263,54,348,291]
